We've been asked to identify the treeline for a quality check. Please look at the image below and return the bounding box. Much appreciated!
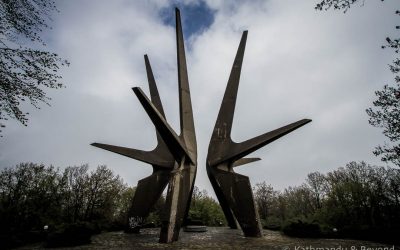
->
[2,161,399,247]
[0,163,132,248]
[0,163,225,248]
[253,161,400,244]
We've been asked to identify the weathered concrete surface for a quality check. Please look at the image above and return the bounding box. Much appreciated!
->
[19,228,398,250]
[91,55,175,234]
[91,8,197,242]
[207,29,311,237]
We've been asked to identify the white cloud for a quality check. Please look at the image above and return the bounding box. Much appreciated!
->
[0,0,397,194]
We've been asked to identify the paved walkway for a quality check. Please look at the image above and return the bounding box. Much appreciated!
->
[19,227,398,249]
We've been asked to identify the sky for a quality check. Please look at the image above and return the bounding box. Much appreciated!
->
[0,0,398,194]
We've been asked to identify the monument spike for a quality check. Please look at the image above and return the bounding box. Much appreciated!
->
[211,31,248,145]
[229,119,311,162]
[155,8,198,243]
[91,39,180,237]
[206,30,311,237]
[144,54,169,149]
[91,7,312,243]
[145,54,166,118]
[207,172,238,229]
[90,55,177,168]
[91,143,173,167]
[232,157,261,168]
[175,8,197,161]
[212,118,312,166]
[132,87,195,164]
[92,9,198,243]
[126,170,171,232]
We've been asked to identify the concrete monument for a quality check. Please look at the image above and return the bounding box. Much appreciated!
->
[206,31,311,237]
[92,8,311,243]
[91,8,197,243]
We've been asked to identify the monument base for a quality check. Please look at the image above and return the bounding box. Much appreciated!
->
[184,225,207,232]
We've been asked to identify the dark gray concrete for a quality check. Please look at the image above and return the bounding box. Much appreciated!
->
[206,31,311,237]
[91,54,175,235]
[91,8,312,243]
[91,8,197,243]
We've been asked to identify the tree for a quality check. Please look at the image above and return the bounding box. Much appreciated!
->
[315,0,369,13]
[0,163,133,248]
[366,80,400,167]
[189,186,226,226]
[251,162,400,242]
[60,164,127,224]
[253,181,278,221]
[0,163,65,234]
[0,0,69,135]
[306,172,327,209]
[322,162,400,229]
[62,165,90,222]
[113,186,135,226]
[316,0,400,167]
[84,165,126,222]
[282,185,315,219]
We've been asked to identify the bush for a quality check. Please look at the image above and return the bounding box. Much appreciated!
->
[0,230,46,249]
[101,220,125,232]
[282,219,321,238]
[262,217,282,230]
[45,222,96,248]
[337,226,400,245]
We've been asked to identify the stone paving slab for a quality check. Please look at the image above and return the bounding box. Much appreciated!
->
[18,227,399,250]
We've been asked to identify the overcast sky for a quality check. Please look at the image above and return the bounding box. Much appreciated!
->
[0,0,398,194]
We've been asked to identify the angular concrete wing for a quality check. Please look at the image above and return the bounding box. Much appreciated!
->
[158,8,197,243]
[91,8,197,244]
[91,55,175,234]
[232,157,261,168]
[206,31,311,237]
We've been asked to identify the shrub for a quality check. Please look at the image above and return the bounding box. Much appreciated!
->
[282,219,321,238]
[45,222,95,248]
[263,217,282,231]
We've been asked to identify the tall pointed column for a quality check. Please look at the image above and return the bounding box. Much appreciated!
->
[206,31,311,237]
[91,9,197,243]
[91,55,175,233]
[158,8,197,243]
[131,8,197,243]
